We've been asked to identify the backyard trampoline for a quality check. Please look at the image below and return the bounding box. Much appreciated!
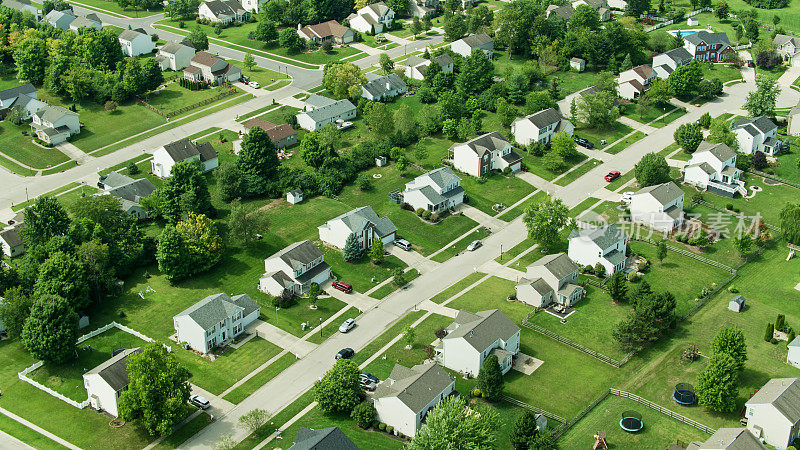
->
[673,383,697,406]
[619,411,643,432]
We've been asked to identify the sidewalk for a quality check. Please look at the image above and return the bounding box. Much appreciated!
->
[458,205,505,230]
[617,115,657,134]
[55,142,93,165]
[476,260,525,282]
[0,406,80,450]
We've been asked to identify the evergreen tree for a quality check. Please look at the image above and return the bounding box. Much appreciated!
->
[620,53,633,71]
[764,322,774,342]
[607,271,627,303]
[657,239,667,263]
[476,354,504,401]
[343,233,363,262]
[697,353,739,412]
[509,410,539,449]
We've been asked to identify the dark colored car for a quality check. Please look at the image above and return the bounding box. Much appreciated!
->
[336,348,355,360]
[747,60,755,68]
[332,280,353,293]
[604,171,621,182]
[575,137,594,149]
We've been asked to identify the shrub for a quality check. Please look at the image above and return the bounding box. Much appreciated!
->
[422,210,432,220]
[386,426,394,434]
[502,167,511,175]
[728,286,738,293]
[379,422,386,431]
[639,260,650,273]
[472,388,482,397]
[789,330,797,344]
[765,322,774,342]
[725,203,734,210]
[351,402,376,429]
[430,213,439,222]
[435,328,447,339]
[627,272,640,282]
[771,337,779,344]
[776,314,786,332]
[127,162,140,175]
[415,208,424,216]
[594,263,606,278]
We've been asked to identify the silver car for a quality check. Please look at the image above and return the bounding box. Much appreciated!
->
[466,240,482,251]
[189,394,210,409]
[339,318,355,333]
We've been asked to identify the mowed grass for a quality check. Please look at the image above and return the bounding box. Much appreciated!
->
[459,172,535,216]
[556,159,602,186]
[222,353,297,404]
[558,395,710,449]
[575,122,635,150]
[226,60,289,88]
[0,121,71,169]
[681,179,799,225]
[605,131,646,155]
[430,272,487,303]
[430,226,488,263]
[66,0,161,17]
[143,83,238,116]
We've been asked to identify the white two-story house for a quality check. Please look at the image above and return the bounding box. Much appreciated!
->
[83,348,141,418]
[732,116,782,156]
[151,138,218,178]
[450,33,493,58]
[511,107,575,146]
[156,41,196,71]
[745,378,800,449]
[451,132,522,177]
[373,363,456,437]
[318,206,396,250]
[568,224,628,276]
[629,181,685,232]
[774,34,800,67]
[516,253,584,308]
[436,309,520,378]
[652,46,693,79]
[198,0,249,23]
[173,293,260,354]
[403,166,465,213]
[118,28,155,57]
[616,64,656,100]
[401,54,454,80]
[259,240,331,297]
[683,142,746,198]
[347,2,394,34]
[30,105,80,145]
[296,95,357,132]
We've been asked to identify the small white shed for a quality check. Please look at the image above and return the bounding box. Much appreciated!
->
[78,313,90,329]
[687,17,699,26]
[728,295,745,312]
[788,337,800,368]
[376,155,388,167]
[570,57,586,72]
[287,189,303,205]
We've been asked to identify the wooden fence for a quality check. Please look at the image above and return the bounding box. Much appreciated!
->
[503,395,567,424]
[137,85,239,119]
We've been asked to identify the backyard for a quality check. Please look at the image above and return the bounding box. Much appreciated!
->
[0,120,71,169]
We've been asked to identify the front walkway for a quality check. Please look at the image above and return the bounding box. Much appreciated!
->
[0,429,35,449]
[517,172,556,193]
[0,406,80,450]
[477,260,525,282]
[458,205,505,230]
[418,300,458,318]
[387,244,440,274]
[55,142,92,165]
[323,285,376,311]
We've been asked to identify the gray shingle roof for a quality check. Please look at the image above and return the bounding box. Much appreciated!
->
[422,167,460,190]
[684,31,730,47]
[161,138,217,163]
[202,0,244,16]
[432,54,453,67]
[160,41,193,55]
[451,131,509,156]
[301,98,356,124]
[364,1,390,16]
[635,181,683,206]
[662,46,692,63]
[746,378,800,424]
[270,240,324,271]
[518,277,554,296]
[105,178,156,205]
[733,116,776,135]
[774,34,800,49]
[362,73,407,98]
[697,428,766,450]
[174,293,259,330]
[0,225,23,248]
[85,347,141,392]
[532,253,578,280]
[514,107,562,129]
[374,363,453,414]
[305,94,338,109]
[289,427,359,450]
[789,336,800,348]
[34,105,77,123]
[695,141,736,162]
[568,224,625,250]
[458,33,493,48]
[326,206,397,239]
[444,309,519,352]
[119,28,147,42]
[0,83,36,104]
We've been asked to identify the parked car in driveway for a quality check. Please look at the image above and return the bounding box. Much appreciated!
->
[604,171,621,182]
[332,280,352,293]
[248,81,260,89]
[621,191,634,203]
[189,395,210,409]
[395,238,412,251]
[466,240,482,251]
[360,372,379,384]
[575,137,594,149]
[339,318,355,333]
[335,348,355,360]
[360,378,377,391]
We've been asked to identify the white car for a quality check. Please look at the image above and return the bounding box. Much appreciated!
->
[248,81,260,89]
[339,318,355,333]
[466,240,482,251]
[189,395,210,409]
[620,192,634,203]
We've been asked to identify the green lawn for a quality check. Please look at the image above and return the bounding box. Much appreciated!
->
[584,200,625,225]
[650,109,687,128]
[142,83,239,117]
[369,269,420,300]
[446,277,523,320]
[701,63,743,84]
[0,412,65,449]
[754,64,788,82]
[684,203,754,267]
[771,140,800,185]
[0,120,71,169]
[430,272,487,303]
[681,179,798,225]
[605,131,646,155]
[522,151,588,181]
[605,170,636,191]
[153,412,213,449]
[306,306,361,345]
[575,122,635,150]
[351,310,426,367]
[324,249,407,294]
[569,196,601,218]
[431,227,488,263]
[459,172,535,216]
[66,0,161,17]
[222,353,297,404]
[556,159,602,186]
[620,103,673,125]
[226,60,289,89]
[498,191,549,221]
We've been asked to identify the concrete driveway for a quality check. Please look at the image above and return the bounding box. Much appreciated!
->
[190,384,235,416]
[387,244,440,274]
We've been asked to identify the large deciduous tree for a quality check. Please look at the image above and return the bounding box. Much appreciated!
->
[523,198,570,251]
[634,152,671,187]
[0,287,32,339]
[697,352,739,412]
[14,32,48,85]
[237,126,280,196]
[322,62,366,99]
[22,295,78,363]
[34,251,89,311]
[314,359,362,414]
[711,326,747,372]
[409,396,498,449]
[187,27,209,51]
[673,122,703,154]
[744,75,780,118]
[21,196,71,249]
[667,60,702,97]
[456,48,494,95]
[228,199,269,248]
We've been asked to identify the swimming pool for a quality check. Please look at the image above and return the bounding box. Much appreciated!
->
[667,29,704,37]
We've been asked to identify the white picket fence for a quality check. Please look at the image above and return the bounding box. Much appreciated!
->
[644,7,713,32]
[17,322,168,410]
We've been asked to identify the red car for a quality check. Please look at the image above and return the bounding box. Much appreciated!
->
[604,171,621,182]
[332,280,352,293]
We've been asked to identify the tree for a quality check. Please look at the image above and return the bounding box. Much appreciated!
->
[509,410,540,450]
[443,14,467,41]
[323,62,366,99]
[743,19,758,41]
[314,359,362,414]
[175,212,223,272]
[62,65,93,103]
[238,409,270,434]
[456,48,494,95]
[574,91,620,128]
[365,102,394,136]
[781,203,800,245]
[403,324,416,347]
[733,234,753,259]
[674,122,703,154]
[708,117,739,150]
[122,57,146,97]
[525,91,557,115]
[634,152,671,187]
[0,287,32,339]
[476,354,504,401]
[620,53,633,72]
[744,75,781,117]
[369,239,384,264]
[228,199,268,247]
[607,271,627,303]
[188,27,209,51]
[14,33,48,85]
[711,326,747,372]
[626,0,651,18]
[696,353,740,412]
[21,295,78,363]
[668,60,702,97]
[21,197,70,249]
[343,233,363,262]
[551,131,578,160]
[351,402,376,429]
[765,322,775,341]
[410,16,423,38]
[657,239,667,263]
[698,112,712,129]
[751,151,767,170]
[251,20,278,43]
[646,79,674,106]
[35,251,90,311]
[278,28,304,53]
[379,53,394,75]
[156,225,192,282]
[393,267,407,287]
[409,396,498,449]
[243,53,255,71]
[714,1,729,19]
[142,59,164,92]
[237,126,280,196]
[118,342,191,436]
[570,4,601,30]
[523,198,570,251]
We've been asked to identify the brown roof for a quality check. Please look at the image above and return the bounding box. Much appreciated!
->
[301,20,350,39]
[244,118,277,130]
[244,119,296,142]
[191,51,222,68]
[631,64,654,79]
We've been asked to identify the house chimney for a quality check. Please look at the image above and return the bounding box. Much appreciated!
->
[386,81,391,90]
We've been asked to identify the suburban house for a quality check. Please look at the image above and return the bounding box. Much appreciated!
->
[511,107,575,146]
[241,0,266,13]
[286,189,303,204]
[682,31,734,62]
[685,428,766,450]
[45,9,75,30]
[683,142,746,198]
[173,293,260,354]
[156,41,196,71]
[745,378,800,448]
[69,13,102,32]
[183,51,242,84]
[787,337,800,368]
[259,240,331,298]
[31,105,80,145]
[409,0,438,17]
[118,28,154,57]
[296,95,356,132]
[288,427,359,450]
[451,132,522,177]
[732,116,782,155]
[516,253,584,308]
[435,309,520,377]
[198,0,249,23]
[401,54,454,80]
[570,57,586,72]
[318,206,396,250]
[243,118,297,149]
[97,172,156,219]
[403,166,465,213]
[0,225,25,258]
[297,20,354,45]
[547,4,575,21]
[789,102,800,136]
[373,363,456,437]
[151,138,218,178]
[3,0,40,18]
[774,34,800,66]
[629,181,685,232]
[347,2,394,34]
[568,224,628,275]
[572,0,611,19]
[0,83,47,120]
[652,46,693,79]
[361,73,407,101]
[83,348,142,418]
[451,33,493,58]
[616,64,656,100]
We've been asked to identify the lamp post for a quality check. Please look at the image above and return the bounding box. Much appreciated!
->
[275,306,278,322]
[319,318,322,337]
